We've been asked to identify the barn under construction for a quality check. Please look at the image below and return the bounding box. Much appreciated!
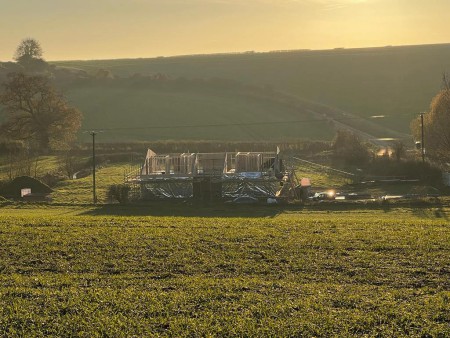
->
[126,149,307,202]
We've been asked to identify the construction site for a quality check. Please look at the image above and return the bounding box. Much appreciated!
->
[125,149,310,203]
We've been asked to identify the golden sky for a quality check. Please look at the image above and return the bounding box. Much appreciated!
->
[1,0,449,61]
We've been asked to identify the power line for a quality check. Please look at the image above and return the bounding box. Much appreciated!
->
[80,116,373,132]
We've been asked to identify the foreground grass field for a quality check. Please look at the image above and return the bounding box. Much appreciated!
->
[0,205,448,337]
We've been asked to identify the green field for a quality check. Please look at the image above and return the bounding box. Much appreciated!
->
[0,205,448,337]
[51,163,131,204]
[67,84,335,143]
[0,155,133,204]
[55,44,450,140]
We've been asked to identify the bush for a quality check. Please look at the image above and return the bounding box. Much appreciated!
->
[332,130,371,166]
[107,184,131,204]
[367,159,443,186]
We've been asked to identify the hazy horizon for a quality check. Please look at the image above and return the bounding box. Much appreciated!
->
[1,0,450,61]
[26,42,450,63]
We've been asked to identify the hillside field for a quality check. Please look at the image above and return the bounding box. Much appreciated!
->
[54,44,450,142]
[67,83,335,143]
[0,205,448,337]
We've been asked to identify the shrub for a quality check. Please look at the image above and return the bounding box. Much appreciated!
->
[107,184,131,204]
[332,130,371,166]
[368,159,443,186]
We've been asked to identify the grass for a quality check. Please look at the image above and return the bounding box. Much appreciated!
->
[0,156,62,181]
[0,155,135,204]
[68,83,335,143]
[0,205,448,336]
[51,163,131,204]
[294,160,353,189]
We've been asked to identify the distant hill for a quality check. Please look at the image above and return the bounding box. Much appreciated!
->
[3,44,449,143]
[54,44,450,136]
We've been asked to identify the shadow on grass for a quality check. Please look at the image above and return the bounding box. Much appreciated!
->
[79,199,450,218]
[378,198,449,219]
[79,201,285,218]
[411,204,449,220]
[3,198,447,218]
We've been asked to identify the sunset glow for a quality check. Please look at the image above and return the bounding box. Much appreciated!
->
[1,0,449,60]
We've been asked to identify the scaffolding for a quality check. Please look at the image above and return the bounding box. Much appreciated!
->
[126,148,297,202]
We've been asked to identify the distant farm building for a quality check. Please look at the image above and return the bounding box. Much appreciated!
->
[126,149,304,202]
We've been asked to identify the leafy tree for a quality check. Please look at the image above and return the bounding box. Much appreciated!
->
[0,73,82,152]
[13,38,47,71]
[14,38,43,61]
[411,80,450,161]
[332,130,370,166]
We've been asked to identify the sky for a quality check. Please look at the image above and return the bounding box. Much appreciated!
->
[1,0,449,61]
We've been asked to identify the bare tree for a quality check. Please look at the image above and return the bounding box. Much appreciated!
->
[6,149,34,180]
[0,73,83,152]
[60,152,85,179]
[391,140,406,161]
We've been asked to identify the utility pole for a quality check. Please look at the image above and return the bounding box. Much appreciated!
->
[420,113,425,163]
[90,131,97,204]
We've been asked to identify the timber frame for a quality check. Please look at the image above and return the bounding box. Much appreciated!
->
[125,149,300,202]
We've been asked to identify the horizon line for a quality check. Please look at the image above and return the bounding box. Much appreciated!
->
[44,41,450,63]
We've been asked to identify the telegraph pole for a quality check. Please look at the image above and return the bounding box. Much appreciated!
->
[90,131,97,204]
[420,112,425,163]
